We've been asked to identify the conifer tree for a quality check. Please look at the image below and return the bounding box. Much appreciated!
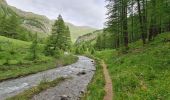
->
[103,0,170,51]
[106,0,129,50]
[65,26,72,50]
[44,15,72,56]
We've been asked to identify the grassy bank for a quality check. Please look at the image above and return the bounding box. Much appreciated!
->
[0,54,78,82]
[82,55,105,100]
[0,35,45,66]
[7,77,66,100]
[0,36,78,81]
[95,33,170,99]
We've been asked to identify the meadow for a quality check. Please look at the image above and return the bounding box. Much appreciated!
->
[95,33,170,100]
[0,36,78,81]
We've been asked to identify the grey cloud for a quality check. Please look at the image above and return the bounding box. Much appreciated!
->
[6,0,106,28]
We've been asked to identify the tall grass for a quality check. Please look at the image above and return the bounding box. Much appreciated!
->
[95,33,170,99]
[82,54,105,100]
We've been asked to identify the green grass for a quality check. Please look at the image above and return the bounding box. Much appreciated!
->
[95,33,170,100]
[0,36,78,81]
[82,54,105,100]
[7,77,66,100]
[0,35,31,48]
[0,35,44,65]
[0,54,78,82]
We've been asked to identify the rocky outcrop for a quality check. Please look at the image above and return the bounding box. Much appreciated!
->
[75,30,103,44]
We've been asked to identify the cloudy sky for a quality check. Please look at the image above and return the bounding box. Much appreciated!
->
[6,0,106,29]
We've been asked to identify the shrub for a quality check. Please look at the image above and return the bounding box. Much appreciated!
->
[29,33,38,61]
[54,48,64,59]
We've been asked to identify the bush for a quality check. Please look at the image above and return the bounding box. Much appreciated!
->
[44,43,55,56]
[90,48,95,54]
[54,48,64,59]
[29,34,38,61]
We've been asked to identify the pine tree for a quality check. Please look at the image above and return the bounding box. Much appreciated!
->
[65,26,72,50]
[136,0,147,44]
[44,15,72,56]
[44,36,55,56]
[106,0,129,50]
[104,0,170,50]
[122,0,129,49]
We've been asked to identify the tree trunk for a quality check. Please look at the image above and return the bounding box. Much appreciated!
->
[122,0,128,49]
[137,0,146,44]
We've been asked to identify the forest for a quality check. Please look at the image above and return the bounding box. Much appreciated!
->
[93,0,170,51]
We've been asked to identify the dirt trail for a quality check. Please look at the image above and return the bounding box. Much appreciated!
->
[102,61,113,100]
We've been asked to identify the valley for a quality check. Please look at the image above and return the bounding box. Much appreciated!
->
[0,0,170,100]
[1,0,97,41]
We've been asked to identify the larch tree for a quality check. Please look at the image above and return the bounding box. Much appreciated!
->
[44,15,72,56]
[106,0,129,50]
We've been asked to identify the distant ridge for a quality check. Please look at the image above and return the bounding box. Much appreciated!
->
[0,0,97,41]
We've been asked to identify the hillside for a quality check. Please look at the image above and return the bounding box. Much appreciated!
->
[1,0,97,41]
[75,30,103,44]
[0,35,77,81]
[0,0,51,37]
[10,6,53,35]
[66,23,97,42]
[0,35,43,66]
[95,33,170,99]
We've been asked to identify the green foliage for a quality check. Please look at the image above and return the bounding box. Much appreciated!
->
[0,35,43,65]
[0,35,78,81]
[82,55,105,100]
[0,14,20,38]
[52,15,71,51]
[95,34,102,50]
[65,26,72,50]
[44,37,55,56]
[95,31,115,50]
[44,15,72,56]
[90,47,95,54]
[74,40,96,55]
[104,0,170,50]
[95,33,170,99]
[54,48,64,59]
[29,33,38,60]
[0,12,40,42]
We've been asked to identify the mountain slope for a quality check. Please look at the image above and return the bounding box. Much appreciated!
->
[1,0,97,41]
[66,23,97,42]
[9,6,53,35]
[95,32,170,99]
[75,30,103,44]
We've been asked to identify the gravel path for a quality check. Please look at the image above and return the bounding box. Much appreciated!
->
[0,56,95,100]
